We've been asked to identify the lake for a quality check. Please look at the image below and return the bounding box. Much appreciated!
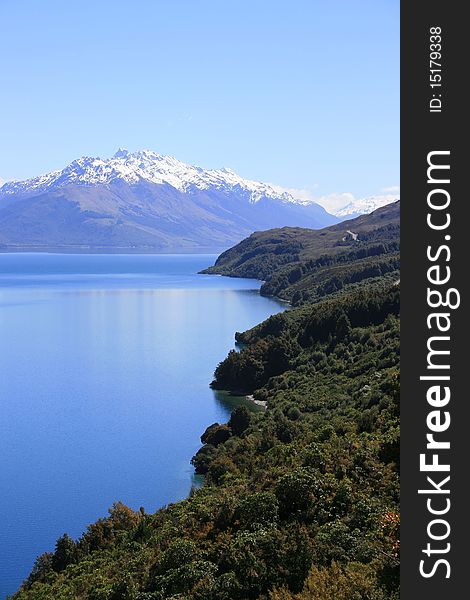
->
[0,253,285,598]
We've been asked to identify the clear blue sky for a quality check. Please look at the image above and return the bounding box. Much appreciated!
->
[0,0,399,198]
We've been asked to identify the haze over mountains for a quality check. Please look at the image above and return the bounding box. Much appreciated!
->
[0,150,341,252]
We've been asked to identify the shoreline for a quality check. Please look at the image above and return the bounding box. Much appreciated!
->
[245,394,268,410]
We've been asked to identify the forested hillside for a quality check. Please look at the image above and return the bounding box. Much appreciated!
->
[13,206,400,600]
[202,201,399,305]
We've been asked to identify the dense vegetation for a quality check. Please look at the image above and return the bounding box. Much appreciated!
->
[12,205,400,600]
[202,201,399,306]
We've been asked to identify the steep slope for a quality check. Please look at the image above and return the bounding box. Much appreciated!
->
[202,201,400,304]
[0,151,337,251]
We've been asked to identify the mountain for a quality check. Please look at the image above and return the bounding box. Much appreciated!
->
[0,150,337,251]
[332,195,400,219]
[202,201,400,304]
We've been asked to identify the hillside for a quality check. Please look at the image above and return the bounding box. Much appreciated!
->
[0,151,337,251]
[12,206,400,600]
[202,201,400,304]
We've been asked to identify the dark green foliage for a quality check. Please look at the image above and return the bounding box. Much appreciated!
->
[109,574,138,600]
[202,202,400,306]
[24,553,54,587]
[335,312,352,340]
[214,285,399,395]
[191,443,218,474]
[235,492,279,529]
[201,423,231,446]
[51,534,77,572]
[275,468,320,516]
[228,405,252,436]
[207,455,239,483]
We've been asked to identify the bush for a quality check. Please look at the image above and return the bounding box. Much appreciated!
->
[229,406,251,436]
[201,423,231,446]
[235,492,279,529]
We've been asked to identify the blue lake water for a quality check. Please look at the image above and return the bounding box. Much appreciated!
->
[0,253,284,598]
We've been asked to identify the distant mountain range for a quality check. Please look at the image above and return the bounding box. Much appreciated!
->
[0,150,340,251]
[332,195,400,219]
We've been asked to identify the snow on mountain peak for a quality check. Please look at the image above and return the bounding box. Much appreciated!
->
[0,150,296,204]
[113,148,130,159]
[333,195,399,218]
[287,190,400,218]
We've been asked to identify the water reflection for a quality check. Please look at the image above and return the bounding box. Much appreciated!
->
[211,389,265,414]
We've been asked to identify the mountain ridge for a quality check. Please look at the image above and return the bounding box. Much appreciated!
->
[202,201,400,305]
[0,149,297,203]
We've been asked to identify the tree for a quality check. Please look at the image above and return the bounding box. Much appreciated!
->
[191,444,218,474]
[208,456,238,483]
[235,492,279,529]
[108,501,141,531]
[201,423,231,446]
[51,533,77,572]
[275,468,319,516]
[26,552,54,587]
[335,312,352,340]
[228,405,251,436]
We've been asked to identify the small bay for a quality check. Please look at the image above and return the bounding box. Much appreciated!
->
[0,253,284,598]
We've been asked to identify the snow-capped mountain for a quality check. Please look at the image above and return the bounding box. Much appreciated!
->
[0,149,293,204]
[265,187,399,220]
[334,195,399,219]
[0,150,337,251]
